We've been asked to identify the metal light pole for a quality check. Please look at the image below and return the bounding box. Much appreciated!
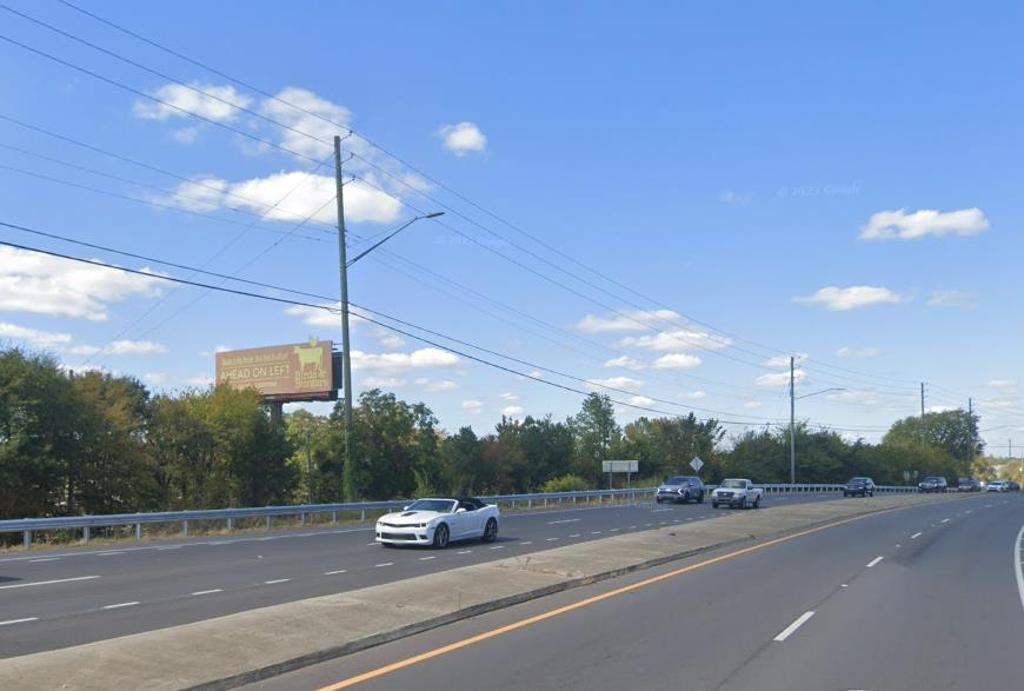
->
[334,136,354,498]
[789,356,845,484]
[334,133,442,500]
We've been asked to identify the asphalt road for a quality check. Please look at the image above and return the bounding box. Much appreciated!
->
[252,493,1023,691]
[0,492,837,657]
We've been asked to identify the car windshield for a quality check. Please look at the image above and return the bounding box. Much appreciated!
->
[721,480,745,488]
[666,477,692,485]
[849,478,867,483]
[404,499,455,513]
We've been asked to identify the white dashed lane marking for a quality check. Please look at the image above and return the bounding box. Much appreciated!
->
[910,532,923,539]
[264,578,291,584]
[103,601,139,610]
[0,575,100,590]
[324,570,348,575]
[774,611,815,642]
[866,556,884,568]
[191,589,223,596]
[418,556,436,561]
[0,617,38,626]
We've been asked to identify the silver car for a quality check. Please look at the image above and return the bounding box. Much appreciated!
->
[655,476,705,504]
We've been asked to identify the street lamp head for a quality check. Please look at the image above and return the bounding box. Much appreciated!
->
[423,211,445,219]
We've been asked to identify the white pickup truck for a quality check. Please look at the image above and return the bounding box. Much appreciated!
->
[711,478,763,509]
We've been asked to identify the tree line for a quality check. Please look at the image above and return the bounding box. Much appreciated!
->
[0,347,984,520]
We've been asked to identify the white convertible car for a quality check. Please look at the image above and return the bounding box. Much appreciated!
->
[375,497,500,548]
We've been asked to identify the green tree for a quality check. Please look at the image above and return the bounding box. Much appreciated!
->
[570,394,621,482]
[884,410,981,473]
[619,414,725,482]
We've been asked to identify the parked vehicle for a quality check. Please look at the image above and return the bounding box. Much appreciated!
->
[711,479,763,509]
[986,481,1007,492]
[957,478,981,492]
[655,476,705,504]
[843,477,876,497]
[375,497,500,548]
[918,476,948,493]
[1007,481,1021,492]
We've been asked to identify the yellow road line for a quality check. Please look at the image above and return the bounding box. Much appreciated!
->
[318,507,901,690]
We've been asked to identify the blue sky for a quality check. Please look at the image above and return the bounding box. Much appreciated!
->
[0,1,1021,453]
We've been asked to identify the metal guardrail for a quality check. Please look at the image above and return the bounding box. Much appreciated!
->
[0,483,921,548]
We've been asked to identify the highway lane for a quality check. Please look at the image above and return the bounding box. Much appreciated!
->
[252,493,1016,691]
[0,492,837,657]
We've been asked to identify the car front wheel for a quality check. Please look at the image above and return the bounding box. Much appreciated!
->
[432,523,450,549]
[697,492,704,504]
[711,502,718,509]
[753,496,761,509]
[481,518,498,543]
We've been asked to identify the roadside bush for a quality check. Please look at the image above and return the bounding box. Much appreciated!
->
[540,474,591,493]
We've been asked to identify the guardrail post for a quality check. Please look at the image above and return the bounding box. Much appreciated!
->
[266,515,272,530]
[83,526,90,542]
[183,519,189,537]
[332,511,337,524]
[300,512,306,525]
[135,523,142,543]
[23,530,31,549]
[573,495,577,505]
[226,517,233,531]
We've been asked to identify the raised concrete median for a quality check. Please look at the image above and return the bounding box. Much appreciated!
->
[0,493,969,690]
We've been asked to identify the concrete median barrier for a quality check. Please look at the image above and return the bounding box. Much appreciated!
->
[0,493,972,691]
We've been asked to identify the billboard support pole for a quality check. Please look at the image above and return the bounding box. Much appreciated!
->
[334,136,354,499]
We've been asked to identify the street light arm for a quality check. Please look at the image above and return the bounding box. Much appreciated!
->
[795,387,846,401]
[346,212,444,267]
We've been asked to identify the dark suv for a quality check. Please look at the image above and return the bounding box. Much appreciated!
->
[918,476,948,493]
[843,477,876,497]
[957,478,981,492]
[655,476,705,504]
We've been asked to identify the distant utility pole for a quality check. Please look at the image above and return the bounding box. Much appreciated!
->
[968,398,974,468]
[334,136,354,495]
[920,382,925,419]
[789,355,796,485]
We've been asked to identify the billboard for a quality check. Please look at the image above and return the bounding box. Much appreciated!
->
[215,339,336,402]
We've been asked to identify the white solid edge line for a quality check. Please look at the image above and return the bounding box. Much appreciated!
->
[0,617,39,626]
[191,589,223,596]
[866,556,884,568]
[1014,524,1024,614]
[0,575,100,590]
[103,601,140,609]
[774,611,815,642]
[910,532,923,539]
[28,557,59,563]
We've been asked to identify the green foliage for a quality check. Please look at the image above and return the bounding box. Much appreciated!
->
[540,474,591,493]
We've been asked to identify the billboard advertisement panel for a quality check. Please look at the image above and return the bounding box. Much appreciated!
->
[215,340,336,402]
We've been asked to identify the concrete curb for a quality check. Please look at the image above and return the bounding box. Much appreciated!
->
[191,495,961,690]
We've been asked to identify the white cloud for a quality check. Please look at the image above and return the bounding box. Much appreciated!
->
[756,369,807,387]
[763,353,807,368]
[501,405,524,417]
[793,286,907,311]
[350,347,459,373]
[984,399,1017,410]
[438,122,487,156]
[143,372,168,386]
[988,379,1017,389]
[927,290,973,308]
[576,309,682,334]
[378,333,405,349]
[363,376,406,388]
[516,369,544,381]
[416,378,457,392]
[826,389,880,405]
[183,374,214,387]
[651,353,703,370]
[836,346,881,359]
[69,345,101,356]
[626,395,654,407]
[261,87,351,160]
[603,355,646,371]
[106,340,167,355]
[585,376,644,391]
[719,190,750,205]
[618,328,732,352]
[284,303,369,330]
[743,400,763,409]
[859,208,989,241]
[166,171,401,225]
[499,392,518,401]
[172,127,201,144]
[215,345,232,353]
[0,247,164,321]
[681,390,707,400]
[461,400,483,413]
[134,83,253,122]
[926,405,956,414]
[0,322,72,348]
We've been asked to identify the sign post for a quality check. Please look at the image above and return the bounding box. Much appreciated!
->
[602,460,639,489]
